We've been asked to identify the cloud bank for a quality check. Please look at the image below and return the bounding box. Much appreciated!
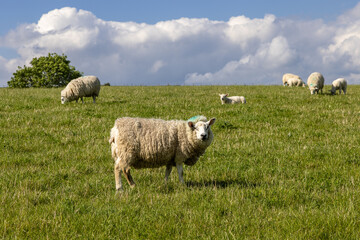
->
[1,5,360,87]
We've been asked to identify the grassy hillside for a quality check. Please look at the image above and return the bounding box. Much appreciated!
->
[1,85,360,239]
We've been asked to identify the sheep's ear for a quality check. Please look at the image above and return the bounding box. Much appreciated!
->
[208,118,216,126]
[225,94,228,96]
[188,121,195,129]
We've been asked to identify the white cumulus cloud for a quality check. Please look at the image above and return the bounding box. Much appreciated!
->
[1,4,360,87]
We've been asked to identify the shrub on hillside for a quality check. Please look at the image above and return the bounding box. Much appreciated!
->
[8,53,82,88]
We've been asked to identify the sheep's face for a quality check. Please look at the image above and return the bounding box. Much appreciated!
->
[219,94,228,102]
[188,118,216,141]
[61,96,68,104]
[309,84,318,95]
[60,89,69,104]
[330,87,336,95]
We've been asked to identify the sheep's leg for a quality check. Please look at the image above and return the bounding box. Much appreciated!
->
[114,162,123,191]
[92,95,96,103]
[81,97,84,104]
[176,163,185,184]
[123,168,136,188]
[165,164,173,182]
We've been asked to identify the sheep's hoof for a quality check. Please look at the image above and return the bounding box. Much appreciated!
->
[115,188,123,195]
[130,184,136,189]
[179,183,187,190]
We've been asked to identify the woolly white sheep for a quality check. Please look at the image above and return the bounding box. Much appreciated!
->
[109,115,216,191]
[331,78,347,95]
[61,76,100,104]
[219,94,246,104]
[282,73,302,86]
[287,77,306,87]
[307,72,324,95]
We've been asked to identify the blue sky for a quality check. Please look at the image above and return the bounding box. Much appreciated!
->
[1,0,357,33]
[1,1,360,86]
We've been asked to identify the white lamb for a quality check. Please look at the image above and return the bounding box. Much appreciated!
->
[109,115,216,191]
[307,72,325,95]
[287,77,306,87]
[61,75,100,104]
[282,73,302,86]
[219,94,246,104]
[331,78,347,95]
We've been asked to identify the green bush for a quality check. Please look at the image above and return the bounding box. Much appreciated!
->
[7,53,82,88]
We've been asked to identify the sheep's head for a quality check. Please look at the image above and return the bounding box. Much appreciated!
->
[330,87,336,95]
[219,94,228,101]
[188,118,216,141]
[61,94,70,104]
[61,89,71,104]
[61,90,67,104]
[309,84,318,95]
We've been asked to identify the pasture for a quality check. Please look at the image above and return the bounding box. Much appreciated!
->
[1,85,360,239]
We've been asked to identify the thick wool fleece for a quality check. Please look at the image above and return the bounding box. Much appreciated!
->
[61,76,100,102]
[288,78,306,87]
[331,78,347,94]
[110,117,214,169]
[307,72,324,94]
[282,73,302,86]
[220,95,246,104]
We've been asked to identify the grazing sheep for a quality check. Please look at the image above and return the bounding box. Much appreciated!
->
[61,76,100,104]
[331,78,347,95]
[282,73,302,86]
[307,72,324,95]
[109,116,216,191]
[219,94,246,104]
[287,77,306,87]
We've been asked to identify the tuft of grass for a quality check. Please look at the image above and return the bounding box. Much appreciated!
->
[1,85,360,239]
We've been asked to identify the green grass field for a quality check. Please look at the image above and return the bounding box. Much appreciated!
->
[1,85,360,239]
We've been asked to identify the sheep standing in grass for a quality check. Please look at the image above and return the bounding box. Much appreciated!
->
[219,94,246,104]
[307,72,324,95]
[61,76,100,104]
[287,77,306,87]
[282,73,302,86]
[331,78,347,95]
[109,116,216,191]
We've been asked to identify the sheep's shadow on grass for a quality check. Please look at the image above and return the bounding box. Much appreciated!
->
[217,121,238,130]
[186,179,259,189]
[324,92,346,96]
[324,91,334,96]
[157,179,259,194]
